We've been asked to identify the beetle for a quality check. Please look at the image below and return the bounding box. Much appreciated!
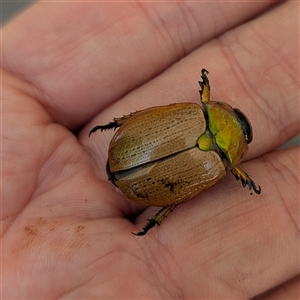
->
[89,69,261,236]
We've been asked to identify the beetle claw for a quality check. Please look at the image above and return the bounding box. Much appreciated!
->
[251,181,261,194]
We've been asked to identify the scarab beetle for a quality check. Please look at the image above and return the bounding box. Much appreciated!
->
[89,69,261,236]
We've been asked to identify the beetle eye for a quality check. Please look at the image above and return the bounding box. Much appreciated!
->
[233,108,253,144]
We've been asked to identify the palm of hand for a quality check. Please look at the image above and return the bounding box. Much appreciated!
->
[2,2,299,299]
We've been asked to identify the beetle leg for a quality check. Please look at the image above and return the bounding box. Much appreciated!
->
[132,204,177,236]
[198,68,210,104]
[230,166,261,194]
[89,112,138,136]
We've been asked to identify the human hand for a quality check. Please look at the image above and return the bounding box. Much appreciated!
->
[2,2,299,298]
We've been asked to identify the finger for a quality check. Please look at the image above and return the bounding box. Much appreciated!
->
[2,2,276,128]
[85,0,299,170]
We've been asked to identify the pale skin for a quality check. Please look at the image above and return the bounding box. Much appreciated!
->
[1,2,299,299]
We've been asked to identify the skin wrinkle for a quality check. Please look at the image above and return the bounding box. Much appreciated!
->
[184,245,245,296]
[31,167,80,204]
[139,236,183,299]
[137,2,186,61]
[175,204,254,262]
[247,24,297,132]
[256,89,287,142]
[218,33,283,147]
[218,35,259,107]
[4,101,60,221]
[33,133,79,197]
[262,150,299,233]
[216,237,279,297]
[3,145,42,224]
[136,2,231,62]
[57,276,92,300]
[186,184,263,234]
[210,213,253,239]
[193,210,255,253]
[118,241,168,296]
[181,230,247,267]
[216,3,232,33]
[33,125,65,189]
[61,245,147,298]
[176,2,199,54]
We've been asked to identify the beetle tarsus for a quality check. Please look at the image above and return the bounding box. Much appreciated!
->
[132,204,177,236]
[231,166,261,194]
[199,69,210,104]
[132,219,158,236]
[89,122,118,136]
[89,112,140,137]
